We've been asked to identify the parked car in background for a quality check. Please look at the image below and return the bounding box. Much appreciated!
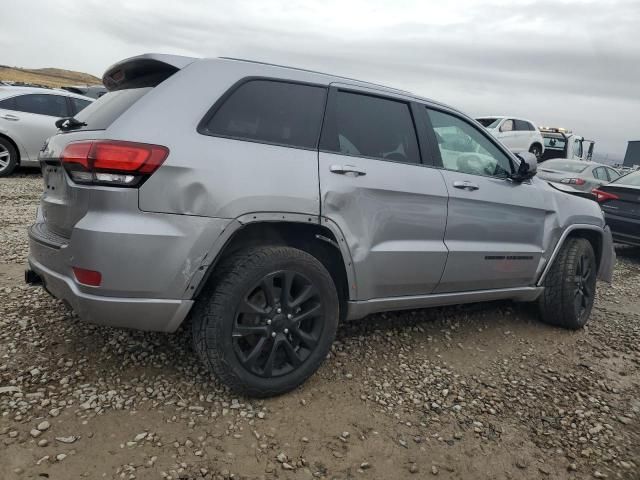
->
[539,127,594,162]
[593,170,640,246]
[61,85,107,99]
[475,116,544,159]
[0,86,93,176]
[537,159,620,192]
[27,54,614,397]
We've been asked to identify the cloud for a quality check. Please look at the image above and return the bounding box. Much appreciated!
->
[1,0,637,160]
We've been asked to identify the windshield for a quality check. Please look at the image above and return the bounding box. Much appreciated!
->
[614,170,640,187]
[542,160,588,173]
[476,118,501,128]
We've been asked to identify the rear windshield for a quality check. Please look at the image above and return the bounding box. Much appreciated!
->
[614,170,640,187]
[476,118,501,128]
[543,160,588,173]
[73,87,151,130]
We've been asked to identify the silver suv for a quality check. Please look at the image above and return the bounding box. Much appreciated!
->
[27,54,615,397]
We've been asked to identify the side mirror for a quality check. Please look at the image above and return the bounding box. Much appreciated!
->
[512,152,537,181]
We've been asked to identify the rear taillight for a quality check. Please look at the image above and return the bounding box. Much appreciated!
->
[61,140,169,187]
[560,178,586,186]
[592,188,619,203]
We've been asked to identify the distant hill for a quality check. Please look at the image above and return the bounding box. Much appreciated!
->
[0,65,101,88]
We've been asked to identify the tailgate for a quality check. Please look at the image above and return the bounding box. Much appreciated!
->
[39,131,107,238]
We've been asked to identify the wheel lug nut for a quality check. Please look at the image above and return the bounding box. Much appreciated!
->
[284,328,289,334]
[271,332,277,338]
[287,314,292,319]
[277,308,282,314]
[266,319,271,325]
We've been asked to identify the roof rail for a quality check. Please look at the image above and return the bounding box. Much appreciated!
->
[218,57,414,96]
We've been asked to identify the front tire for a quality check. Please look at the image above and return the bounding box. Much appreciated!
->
[538,238,597,329]
[191,246,339,397]
[0,138,18,177]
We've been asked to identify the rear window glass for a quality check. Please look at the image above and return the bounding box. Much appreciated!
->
[614,170,640,187]
[202,80,327,149]
[476,118,501,128]
[543,160,588,173]
[74,87,151,130]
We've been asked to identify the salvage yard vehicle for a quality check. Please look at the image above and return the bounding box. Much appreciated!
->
[0,86,93,176]
[593,170,640,246]
[537,159,621,192]
[26,54,615,397]
[539,127,594,162]
[476,116,544,159]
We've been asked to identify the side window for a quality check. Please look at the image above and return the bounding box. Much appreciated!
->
[593,167,607,180]
[527,122,537,131]
[573,139,583,158]
[427,108,513,178]
[0,96,17,110]
[202,80,327,149]
[513,119,529,131]
[500,119,514,132]
[13,94,69,117]
[606,168,620,181]
[320,90,420,164]
[70,97,91,114]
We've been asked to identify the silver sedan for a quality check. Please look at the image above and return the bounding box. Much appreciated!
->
[0,86,93,176]
[537,159,621,192]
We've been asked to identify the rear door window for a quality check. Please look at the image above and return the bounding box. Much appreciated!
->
[202,80,327,149]
[69,97,92,115]
[320,90,420,164]
[10,94,70,117]
[593,167,607,180]
[514,120,530,131]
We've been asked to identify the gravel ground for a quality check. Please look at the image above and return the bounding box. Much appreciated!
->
[1,170,638,480]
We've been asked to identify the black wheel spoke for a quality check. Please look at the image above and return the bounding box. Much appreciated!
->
[262,338,280,377]
[239,298,267,315]
[261,277,277,308]
[281,271,294,307]
[241,336,268,370]
[282,339,303,367]
[232,324,269,338]
[291,303,322,324]
[289,284,315,309]
[291,326,318,350]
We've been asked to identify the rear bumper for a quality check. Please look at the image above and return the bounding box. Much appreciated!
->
[28,253,193,332]
[603,212,640,247]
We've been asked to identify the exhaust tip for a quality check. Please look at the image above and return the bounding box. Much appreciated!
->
[25,269,42,285]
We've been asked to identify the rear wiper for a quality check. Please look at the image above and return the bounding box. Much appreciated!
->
[55,117,87,131]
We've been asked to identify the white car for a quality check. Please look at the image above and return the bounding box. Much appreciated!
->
[476,116,545,160]
[0,86,93,176]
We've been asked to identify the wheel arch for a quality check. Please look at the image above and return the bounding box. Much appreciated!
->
[537,224,603,286]
[190,214,356,320]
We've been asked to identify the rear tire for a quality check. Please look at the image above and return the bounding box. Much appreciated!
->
[538,238,597,329]
[529,143,542,160]
[0,137,18,177]
[191,246,339,397]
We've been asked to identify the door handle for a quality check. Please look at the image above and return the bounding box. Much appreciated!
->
[453,180,480,191]
[0,114,19,121]
[330,164,366,176]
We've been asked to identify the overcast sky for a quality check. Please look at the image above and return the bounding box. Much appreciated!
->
[2,0,638,161]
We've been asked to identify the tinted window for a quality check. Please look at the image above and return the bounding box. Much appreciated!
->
[514,119,530,131]
[614,170,640,187]
[526,122,536,131]
[476,118,501,128]
[74,87,151,131]
[428,109,512,177]
[573,139,583,158]
[321,91,419,164]
[70,97,91,114]
[12,94,69,117]
[0,96,17,110]
[204,80,327,149]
